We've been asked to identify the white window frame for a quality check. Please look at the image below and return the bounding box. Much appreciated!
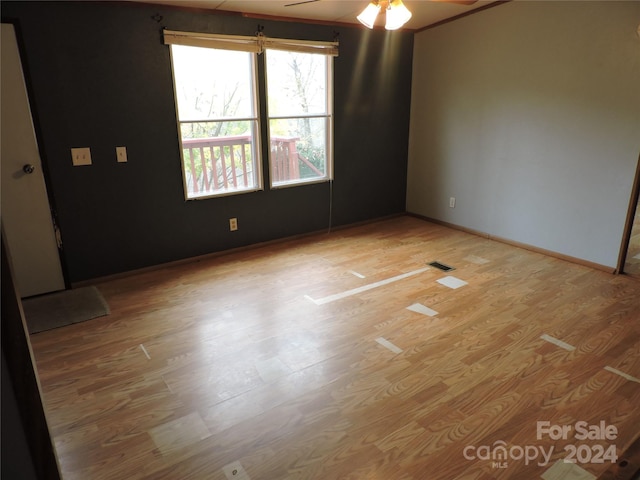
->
[167,45,262,200]
[164,30,338,198]
[265,50,334,189]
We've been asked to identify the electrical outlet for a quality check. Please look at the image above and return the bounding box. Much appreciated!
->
[71,147,92,166]
[229,218,238,231]
[449,197,456,208]
[116,146,127,163]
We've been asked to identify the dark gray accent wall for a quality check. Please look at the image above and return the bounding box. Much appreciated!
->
[3,1,413,283]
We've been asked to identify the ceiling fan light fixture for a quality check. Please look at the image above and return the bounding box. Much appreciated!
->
[357,1,381,29]
[385,0,412,30]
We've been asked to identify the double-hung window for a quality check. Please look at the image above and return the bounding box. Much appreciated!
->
[266,49,333,188]
[168,38,261,199]
[164,30,337,199]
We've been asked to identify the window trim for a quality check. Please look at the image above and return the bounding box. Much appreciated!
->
[165,30,338,199]
[163,30,339,56]
[168,44,263,200]
[265,50,334,190]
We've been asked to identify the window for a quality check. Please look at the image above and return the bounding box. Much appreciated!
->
[165,30,337,198]
[170,45,262,199]
[266,50,333,188]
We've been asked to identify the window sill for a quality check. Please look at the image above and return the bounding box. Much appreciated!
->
[270,177,332,190]
[185,186,263,201]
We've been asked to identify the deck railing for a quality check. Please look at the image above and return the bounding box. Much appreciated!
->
[182,135,322,196]
[270,136,324,184]
[182,135,253,196]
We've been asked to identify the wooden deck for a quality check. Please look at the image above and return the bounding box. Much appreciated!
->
[182,135,323,197]
[30,216,640,479]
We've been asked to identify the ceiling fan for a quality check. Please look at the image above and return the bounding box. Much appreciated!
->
[284,0,478,30]
[284,0,478,7]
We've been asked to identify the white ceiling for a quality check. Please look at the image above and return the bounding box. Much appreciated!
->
[137,0,501,31]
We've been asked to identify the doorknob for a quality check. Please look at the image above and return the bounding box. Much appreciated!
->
[23,164,35,174]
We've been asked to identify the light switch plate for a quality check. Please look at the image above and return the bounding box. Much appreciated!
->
[116,146,127,163]
[71,147,92,166]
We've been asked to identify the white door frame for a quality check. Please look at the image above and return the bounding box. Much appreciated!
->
[616,153,640,274]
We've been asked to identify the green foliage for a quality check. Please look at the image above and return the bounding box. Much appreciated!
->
[297,143,325,178]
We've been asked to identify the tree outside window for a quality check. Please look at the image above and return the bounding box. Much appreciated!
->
[171,45,261,199]
[266,50,333,187]
[169,39,334,198]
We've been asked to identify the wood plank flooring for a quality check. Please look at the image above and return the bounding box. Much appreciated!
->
[29,216,640,479]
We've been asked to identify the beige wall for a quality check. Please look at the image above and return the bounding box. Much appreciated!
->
[407,1,640,268]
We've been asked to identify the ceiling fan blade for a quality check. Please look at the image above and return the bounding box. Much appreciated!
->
[284,0,320,6]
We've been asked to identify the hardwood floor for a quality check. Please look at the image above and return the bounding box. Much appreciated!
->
[29,216,640,479]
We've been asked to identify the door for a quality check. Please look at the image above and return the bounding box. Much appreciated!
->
[624,197,640,275]
[617,153,640,276]
[1,23,65,297]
